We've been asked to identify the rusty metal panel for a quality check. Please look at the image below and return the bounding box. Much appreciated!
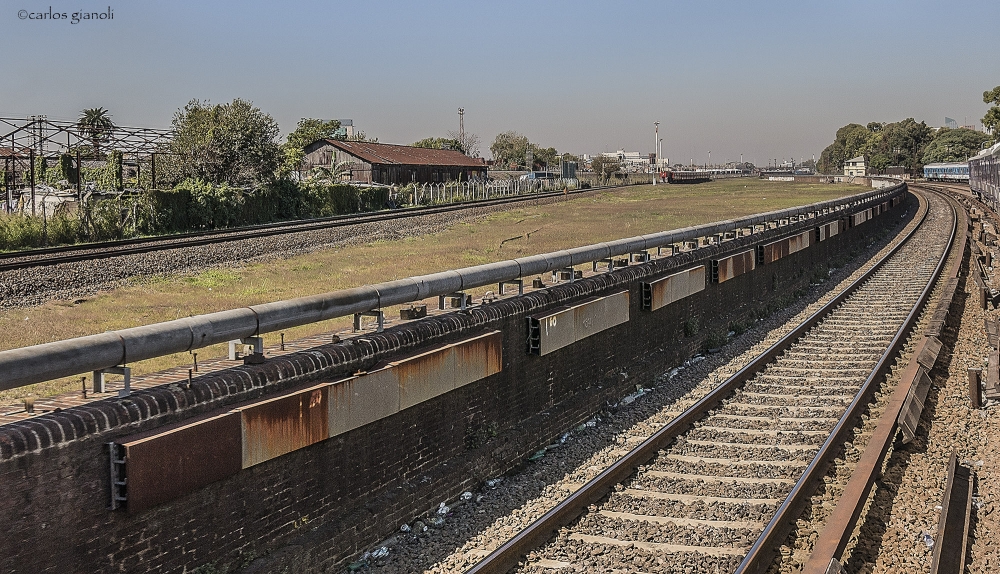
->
[818,223,835,242]
[642,266,706,311]
[899,367,933,443]
[531,291,630,355]
[328,332,503,433]
[715,249,755,283]
[398,331,502,410]
[121,411,242,513]
[788,230,811,254]
[396,344,457,410]
[239,383,329,468]
[916,336,943,370]
[329,368,399,436]
[451,331,503,392]
[762,239,788,264]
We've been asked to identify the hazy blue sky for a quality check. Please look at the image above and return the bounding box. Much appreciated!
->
[1,0,996,165]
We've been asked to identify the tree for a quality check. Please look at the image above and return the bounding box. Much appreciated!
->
[490,131,531,169]
[922,127,992,163]
[77,107,115,157]
[285,118,341,149]
[590,156,620,180]
[446,130,481,157]
[412,137,464,151]
[983,86,1000,136]
[817,119,933,174]
[532,146,559,170]
[166,99,281,186]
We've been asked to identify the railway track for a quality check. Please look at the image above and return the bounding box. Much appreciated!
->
[462,188,956,573]
[0,185,612,272]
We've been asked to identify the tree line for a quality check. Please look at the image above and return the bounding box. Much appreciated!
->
[816,86,1000,174]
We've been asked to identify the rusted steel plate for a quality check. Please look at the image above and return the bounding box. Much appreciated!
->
[987,318,999,348]
[330,331,502,432]
[642,266,706,311]
[529,292,629,355]
[121,411,242,513]
[916,336,943,370]
[715,249,755,283]
[930,452,973,574]
[898,366,933,443]
[239,383,329,468]
[817,222,840,242]
[762,231,811,264]
[398,331,502,409]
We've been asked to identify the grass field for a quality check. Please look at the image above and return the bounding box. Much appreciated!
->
[0,179,865,403]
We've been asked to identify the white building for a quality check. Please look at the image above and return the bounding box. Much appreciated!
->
[844,156,866,177]
[601,150,648,171]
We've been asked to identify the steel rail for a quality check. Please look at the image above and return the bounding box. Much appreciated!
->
[0,185,903,392]
[464,187,935,574]
[734,187,955,574]
[798,185,967,573]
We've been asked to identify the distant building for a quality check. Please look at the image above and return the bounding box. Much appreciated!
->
[601,150,648,171]
[303,139,487,185]
[333,120,355,139]
[844,156,866,177]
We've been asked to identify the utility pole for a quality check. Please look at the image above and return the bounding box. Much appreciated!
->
[654,121,659,164]
[458,108,465,149]
[653,121,659,184]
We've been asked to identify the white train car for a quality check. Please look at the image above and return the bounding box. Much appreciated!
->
[923,162,969,182]
[970,142,1000,207]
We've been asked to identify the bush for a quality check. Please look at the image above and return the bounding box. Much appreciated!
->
[0,214,45,250]
[0,178,393,250]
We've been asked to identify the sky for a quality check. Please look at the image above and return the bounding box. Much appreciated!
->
[0,0,996,165]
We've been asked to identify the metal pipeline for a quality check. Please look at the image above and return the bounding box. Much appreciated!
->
[0,185,904,391]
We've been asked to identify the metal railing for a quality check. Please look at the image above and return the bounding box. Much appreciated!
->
[0,185,905,392]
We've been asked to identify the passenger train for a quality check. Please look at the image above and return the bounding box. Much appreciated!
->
[970,142,1000,206]
[923,162,969,182]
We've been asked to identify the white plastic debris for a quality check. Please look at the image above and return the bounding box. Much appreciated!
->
[437,502,450,515]
[560,432,570,443]
[400,523,411,532]
[486,477,503,488]
[371,547,389,559]
[668,368,680,379]
[920,530,934,548]
[460,491,473,502]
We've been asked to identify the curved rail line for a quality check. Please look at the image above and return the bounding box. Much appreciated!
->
[0,185,619,272]
[797,185,969,573]
[465,187,957,573]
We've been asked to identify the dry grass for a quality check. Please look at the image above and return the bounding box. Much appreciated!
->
[0,179,860,403]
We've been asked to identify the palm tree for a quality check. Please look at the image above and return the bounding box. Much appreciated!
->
[77,107,115,157]
[309,160,352,182]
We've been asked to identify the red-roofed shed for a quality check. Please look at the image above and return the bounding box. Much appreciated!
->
[302,139,487,184]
